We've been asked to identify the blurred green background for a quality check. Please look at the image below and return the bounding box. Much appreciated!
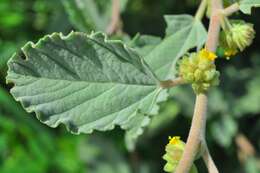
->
[0,0,259,173]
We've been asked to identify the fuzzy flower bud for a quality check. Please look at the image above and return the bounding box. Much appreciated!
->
[178,49,220,94]
[227,22,255,51]
[163,136,198,173]
[220,20,255,59]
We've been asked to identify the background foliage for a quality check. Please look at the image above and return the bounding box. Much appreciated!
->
[0,0,259,173]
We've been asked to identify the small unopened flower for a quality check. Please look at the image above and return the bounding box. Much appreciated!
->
[224,49,237,58]
[220,20,255,59]
[199,48,217,61]
[227,22,255,51]
[163,136,198,173]
[168,136,182,145]
[178,49,220,94]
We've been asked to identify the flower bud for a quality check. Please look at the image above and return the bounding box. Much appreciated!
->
[178,49,220,94]
[219,32,238,59]
[163,136,198,173]
[219,20,255,59]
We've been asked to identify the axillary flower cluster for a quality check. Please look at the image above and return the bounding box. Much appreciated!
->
[178,49,220,94]
[178,18,255,94]
[163,136,198,173]
[219,19,255,59]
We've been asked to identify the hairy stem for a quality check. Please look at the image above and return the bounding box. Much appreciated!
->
[206,0,223,51]
[195,0,208,20]
[236,133,256,161]
[175,94,208,173]
[106,0,121,34]
[160,77,185,88]
[202,143,219,173]
[174,0,222,173]
[222,3,240,16]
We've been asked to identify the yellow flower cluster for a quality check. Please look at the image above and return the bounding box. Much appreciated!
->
[168,136,181,145]
[199,48,217,61]
[178,49,220,94]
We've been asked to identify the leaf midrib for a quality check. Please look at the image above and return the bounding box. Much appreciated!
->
[10,73,159,87]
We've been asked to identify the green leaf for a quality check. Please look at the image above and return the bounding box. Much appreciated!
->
[240,0,260,14]
[6,32,165,138]
[128,34,162,57]
[210,115,238,147]
[164,15,206,45]
[0,41,18,70]
[84,136,132,173]
[164,15,193,37]
[235,77,260,115]
[124,113,151,151]
[62,0,107,32]
[145,15,207,80]
[208,88,228,114]
[0,86,28,117]
[62,0,128,32]
[148,100,180,135]
[245,157,260,173]
[124,88,168,150]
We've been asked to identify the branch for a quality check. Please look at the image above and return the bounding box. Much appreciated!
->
[236,133,256,162]
[160,77,185,88]
[174,0,223,173]
[222,3,240,16]
[175,94,208,173]
[205,0,223,52]
[202,143,219,173]
[195,0,208,20]
[106,0,121,35]
[235,134,260,170]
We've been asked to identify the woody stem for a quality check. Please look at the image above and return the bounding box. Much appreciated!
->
[174,0,222,173]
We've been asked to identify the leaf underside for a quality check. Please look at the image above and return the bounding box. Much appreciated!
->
[62,0,110,32]
[145,14,207,80]
[128,34,162,57]
[240,0,260,14]
[62,0,128,32]
[6,32,166,136]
